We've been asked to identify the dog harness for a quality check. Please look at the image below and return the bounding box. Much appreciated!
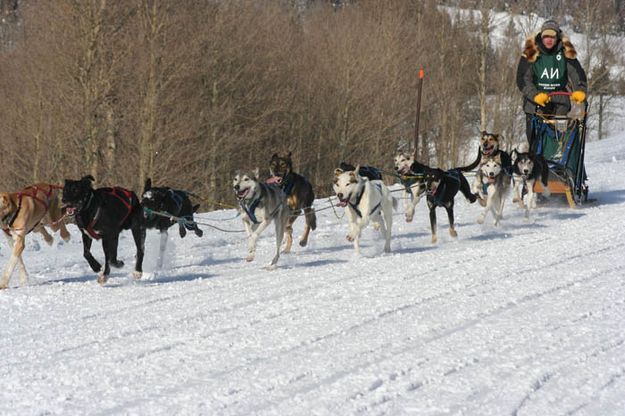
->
[239,184,282,224]
[428,170,460,207]
[400,173,426,198]
[83,187,135,240]
[348,183,382,218]
[240,196,262,224]
[19,184,63,211]
[1,184,63,234]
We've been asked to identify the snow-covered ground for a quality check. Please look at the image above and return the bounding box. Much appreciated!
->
[1,131,625,415]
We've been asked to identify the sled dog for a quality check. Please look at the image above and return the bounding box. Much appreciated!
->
[511,146,550,219]
[477,158,510,226]
[233,169,290,267]
[268,153,316,252]
[464,131,512,207]
[141,178,203,269]
[333,166,395,254]
[62,175,145,284]
[0,184,70,289]
[423,168,477,244]
[393,152,428,222]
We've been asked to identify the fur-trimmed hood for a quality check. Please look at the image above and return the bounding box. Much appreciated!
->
[522,33,577,63]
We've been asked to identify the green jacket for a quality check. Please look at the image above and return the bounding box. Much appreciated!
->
[516,34,587,115]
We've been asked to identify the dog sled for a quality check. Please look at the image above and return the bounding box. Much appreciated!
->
[528,91,589,208]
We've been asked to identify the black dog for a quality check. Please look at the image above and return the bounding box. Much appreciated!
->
[141,178,203,268]
[338,162,383,181]
[62,175,145,284]
[268,153,316,252]
[511,148,550,215]
[424,168,477,244]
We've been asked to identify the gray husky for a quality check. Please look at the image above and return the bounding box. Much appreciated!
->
[233,168,290,267]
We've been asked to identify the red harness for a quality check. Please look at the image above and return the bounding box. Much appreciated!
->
[2,184,63,235]
[17,184,63,212]
[85,187,135,240]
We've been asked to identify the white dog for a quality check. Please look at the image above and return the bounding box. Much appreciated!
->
[393,152,427,222]
[333,166,396,254]
[233,169,290,268]
[477,158,510,226]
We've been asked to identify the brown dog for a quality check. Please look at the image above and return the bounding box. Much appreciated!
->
[0,183,70,289]
[268,153,316,253]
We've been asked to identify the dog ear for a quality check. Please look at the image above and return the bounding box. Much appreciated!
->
[144,178,152,193]
[271,153,278,160]
[252,167,260,180]
[81,175,95,184]
[334,168,344,177]
[352,165,361,177]
[0,193,8,208]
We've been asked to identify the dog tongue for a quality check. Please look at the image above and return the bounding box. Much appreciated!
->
[65,207,76,216]
[337,200,348,207]
[265,176,282,185]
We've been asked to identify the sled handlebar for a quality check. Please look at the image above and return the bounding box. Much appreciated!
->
[547,91,573,97]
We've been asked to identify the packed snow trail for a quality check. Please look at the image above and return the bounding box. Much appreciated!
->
[0,133,624,415]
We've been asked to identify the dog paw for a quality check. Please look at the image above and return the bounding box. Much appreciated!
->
[477,196,487,207]
[43,235,54,246]
[431,235,437,244]
[405,214,413,223]
[449,229,458,238]
[299,239,308,247]
[97,273,109,285]
[110,260,124,269]
[346,234,355,242]
[477,216,485,224]
[246,255,255,262]
[132,271,142,280]
[0,284,7,290]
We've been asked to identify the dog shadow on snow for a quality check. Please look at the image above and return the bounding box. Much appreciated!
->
[40,270,215,287]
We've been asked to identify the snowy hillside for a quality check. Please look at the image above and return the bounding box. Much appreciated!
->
[1,131,625,415]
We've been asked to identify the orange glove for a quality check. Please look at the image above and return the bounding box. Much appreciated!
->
[533,92,550,107]
[571,90,586,103]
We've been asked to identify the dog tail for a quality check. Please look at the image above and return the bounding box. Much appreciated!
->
[192,204,200,213]
[304,206,317,231]
[457,151,481,172]
[540,158,550,188]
